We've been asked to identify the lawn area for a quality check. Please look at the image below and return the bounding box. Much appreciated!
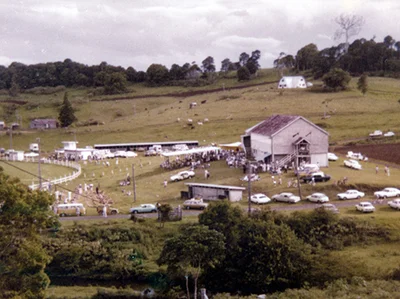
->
[0,160,77,186]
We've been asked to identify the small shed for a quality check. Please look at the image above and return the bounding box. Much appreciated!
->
[185,183,246,202]
[9,151,25,161]
[0,121,5,130]
[30,119,58,129]
[278,76,307,89]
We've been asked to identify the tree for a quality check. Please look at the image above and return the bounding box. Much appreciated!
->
[58,92,77,127]
[220,58,232,72]
[146,64,169,85]
[125,67,137,82]
[334,14,365,52]
[201,56,216,74]
[0,167,59,298]
[239,52,250,66]
[157,225,225,299]
[103,72,128,95]
[357,73,368,95]
[296,43,319,71]
[237,66,250,81]
[322,68,351,91]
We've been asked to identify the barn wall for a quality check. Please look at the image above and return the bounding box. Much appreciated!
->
[249,133,272,161]
[273,118,328,155]
[229,190,243,202]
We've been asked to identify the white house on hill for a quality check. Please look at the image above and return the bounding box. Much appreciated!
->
[278,76,308,89]
[242,115,329,168]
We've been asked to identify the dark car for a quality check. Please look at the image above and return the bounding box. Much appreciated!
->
[301,172,331,183]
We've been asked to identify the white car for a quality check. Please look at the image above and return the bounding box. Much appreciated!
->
[388,199,400,210]
[306,193,329,203]
[271,192,301,203]
[346,151,364,160]
[344,159,362,170]
[369,130,382,137]
[328,152,339,161]
[250,193,271,204]
[384,131,395,137]
[355,202,375,213]
[104,152,115,159]
[337,189,365,200]
[374,187,400,199]
[170,170,195,182]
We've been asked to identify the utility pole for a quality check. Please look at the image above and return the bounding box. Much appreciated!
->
[9,128,13,149]
[37,138,42,190]
[132,164,137,203]
[247,160,252,216]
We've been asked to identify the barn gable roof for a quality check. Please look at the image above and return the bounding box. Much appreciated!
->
[246,114,329,137]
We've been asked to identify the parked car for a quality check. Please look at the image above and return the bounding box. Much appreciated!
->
[344,159,362,170]
[183,198,208,210]
[346,151,366,161]
[271,192,301,203]
[374,187,400,199]
[356,202,375,213]
[250,193,271,204]
[130,204,157,214]
[241,173,260,182]
[301,172,331,183]
[295,164,320,176]
[96,205,119,215]
[384,131,395,137]
[104,152,115,159]
[369,130,383,137]
[306,193,329,203]
[145,149,158,156]
[170,170,195,182]
[388,199,400,210]
[318,203,339,213]
[328,152,339,161]
[114,151,136,158]
[337,189,365,200]
[56,203,86,217]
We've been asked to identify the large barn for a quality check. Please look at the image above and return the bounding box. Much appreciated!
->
[242,115,329,168]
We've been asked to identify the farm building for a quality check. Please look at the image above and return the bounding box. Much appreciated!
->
[55,141,95,161]
[277,76,308,89]
[0,121,5,130]
[185,183,246,202]
[242,115,329,168]
[30,118,58,129]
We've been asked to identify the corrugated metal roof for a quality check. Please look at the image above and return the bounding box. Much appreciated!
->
[31,118,57,124]
[247,115,299,136]
[185,183,246,190]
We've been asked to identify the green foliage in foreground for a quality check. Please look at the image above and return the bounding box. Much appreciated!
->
[0,167,59,299]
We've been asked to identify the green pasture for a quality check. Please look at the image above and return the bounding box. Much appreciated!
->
[1,75,400,153]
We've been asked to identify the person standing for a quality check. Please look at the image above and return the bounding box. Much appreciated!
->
[163,179,168,188]
[375,166,379,174]
[76,207,80,217]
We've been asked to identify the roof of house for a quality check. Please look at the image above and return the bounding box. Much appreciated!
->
[185,183,246,190]
[246,114,329,137]
[31,118,57,124]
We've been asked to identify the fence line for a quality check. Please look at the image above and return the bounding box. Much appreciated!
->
[2,157,82,190]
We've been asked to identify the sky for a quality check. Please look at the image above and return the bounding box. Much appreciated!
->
[0,0,399,71]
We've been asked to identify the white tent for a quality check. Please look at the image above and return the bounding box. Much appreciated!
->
[278,76,307,89]
[162,146,220,157]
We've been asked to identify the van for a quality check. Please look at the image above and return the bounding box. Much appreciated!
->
[149,145,162,153]
[56,203,86,217]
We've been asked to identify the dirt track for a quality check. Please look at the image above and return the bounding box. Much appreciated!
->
[334,143,400,165]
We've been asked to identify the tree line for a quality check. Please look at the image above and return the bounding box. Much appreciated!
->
[275,34,400,79]
[0,50,261,96]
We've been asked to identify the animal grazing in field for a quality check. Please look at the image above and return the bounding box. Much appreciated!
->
[201,100,207,104]
[189,102,197,109]
[187,118,193,123]
[204,118,209,122]
[197,122,203,125]
[177,118,181,122]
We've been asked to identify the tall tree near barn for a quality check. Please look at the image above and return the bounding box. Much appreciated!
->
[58,92,77,127]
[334,14,365,52]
